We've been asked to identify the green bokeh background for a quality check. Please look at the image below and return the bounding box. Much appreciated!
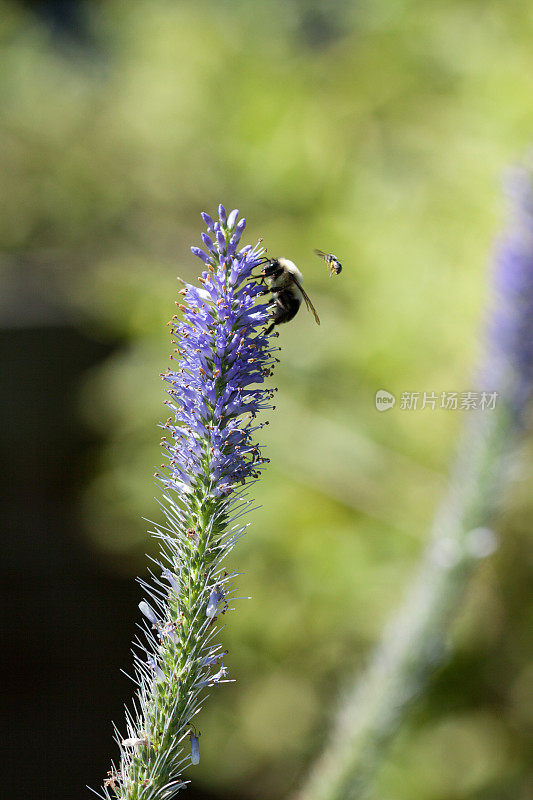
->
[2,1,532,798]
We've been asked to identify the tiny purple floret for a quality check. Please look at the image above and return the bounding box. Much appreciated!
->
[139,601,159,626]
[201,212,215,231]
[189,733,200,765]
[162,568,180,593]
[190,246,211,265]
[216,229,226,252]
[201,232,217,253]
[147,655,165,682]
[194,665,228,688]
[227,209,239,230]
[199,649,228,666]
[206,585,224,619]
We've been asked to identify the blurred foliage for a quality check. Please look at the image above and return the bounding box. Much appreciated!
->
[1,0,532,797]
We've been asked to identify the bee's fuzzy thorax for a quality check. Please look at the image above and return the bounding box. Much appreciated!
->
[276,257,304,282]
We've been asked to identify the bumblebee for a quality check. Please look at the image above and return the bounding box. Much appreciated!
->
[258,257,320,335]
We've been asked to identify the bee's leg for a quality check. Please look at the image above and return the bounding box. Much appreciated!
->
[250,272,269,286]
[250,257,271,278]
[264,299,281,334]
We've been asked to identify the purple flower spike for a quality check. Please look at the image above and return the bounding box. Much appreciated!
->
[218,204,227,224]
[227,209,239,230]
[100,206,278,797]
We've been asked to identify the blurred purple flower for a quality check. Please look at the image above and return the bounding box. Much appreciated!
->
[483,167,533,423]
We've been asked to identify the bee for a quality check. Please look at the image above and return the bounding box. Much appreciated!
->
[314,249,342,276]
[257,258,320,335]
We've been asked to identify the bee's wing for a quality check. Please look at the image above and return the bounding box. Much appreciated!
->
[292,276,320,326]
[314,249,327,260]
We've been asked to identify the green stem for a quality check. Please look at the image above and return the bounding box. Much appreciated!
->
[296,406,514,800]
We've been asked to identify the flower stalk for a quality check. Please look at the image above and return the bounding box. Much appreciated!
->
[96,206,277,799]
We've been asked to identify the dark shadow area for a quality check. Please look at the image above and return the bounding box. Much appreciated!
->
[0,325,231,798]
